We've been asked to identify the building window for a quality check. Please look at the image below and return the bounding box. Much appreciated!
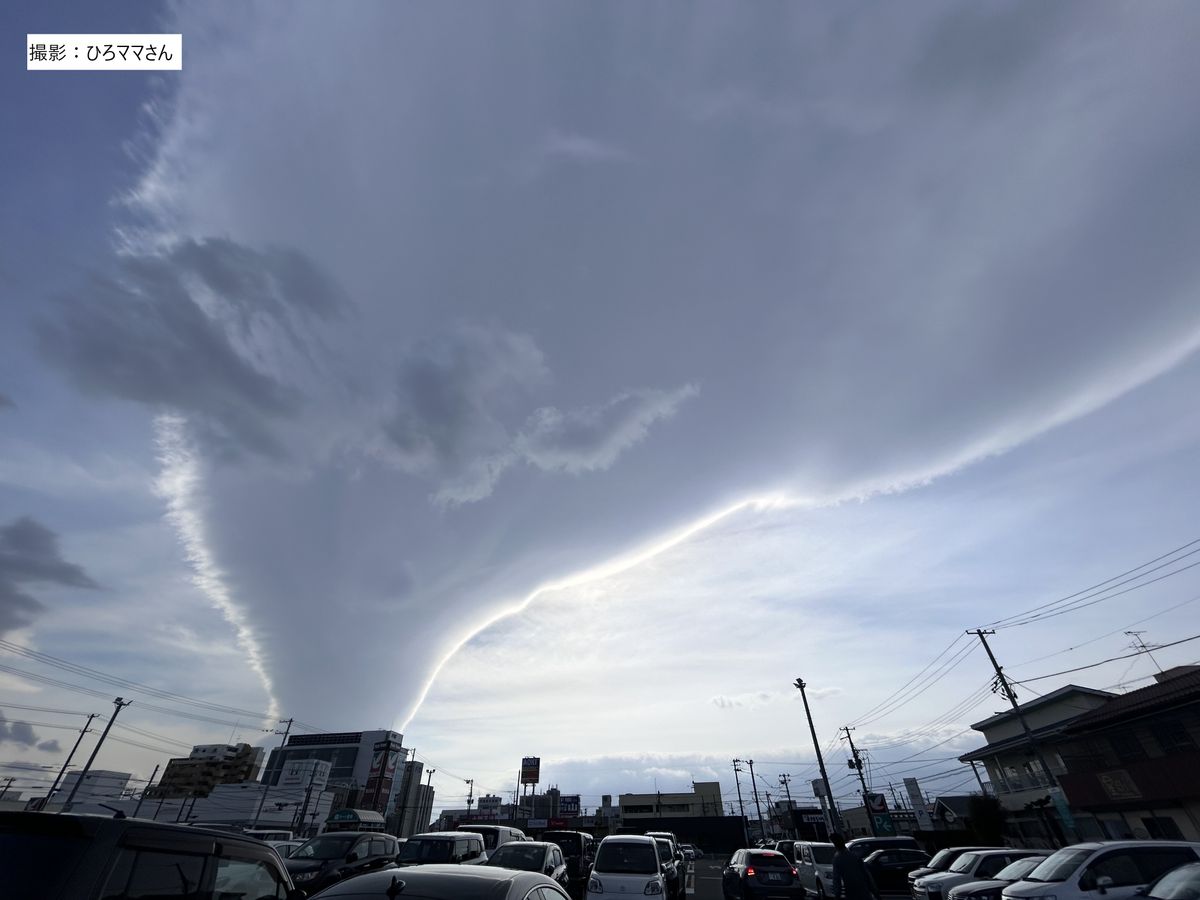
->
[1142,817,1185,840]
[1109,732,1147,764]
[624,805,653,814]
[1149,720,1196,755]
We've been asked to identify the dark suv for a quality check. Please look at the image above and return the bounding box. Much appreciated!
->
[285,830,400,893]
[0,810,302,899]
[542,830,596,896]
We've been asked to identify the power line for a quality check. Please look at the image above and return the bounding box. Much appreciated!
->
[846,635,968,727]
[1012,632,1200,684]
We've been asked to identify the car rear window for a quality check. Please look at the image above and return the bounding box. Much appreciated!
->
[544,832,583,855]
[811,847,835,865]
[750,854,791,868]
[398,838,454,863]
[595,842,658,875]
[0,832,89,896]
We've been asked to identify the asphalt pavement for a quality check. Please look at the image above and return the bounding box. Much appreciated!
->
[689,859,727,900]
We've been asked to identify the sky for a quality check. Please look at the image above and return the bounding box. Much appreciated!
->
[4,1,1200,817]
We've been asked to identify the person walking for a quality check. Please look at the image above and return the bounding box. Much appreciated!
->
[830,834,879,900]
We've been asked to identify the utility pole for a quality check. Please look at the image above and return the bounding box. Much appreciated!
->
[132,764,159,818]
[1125,631,1164,674]
[63,698,131,811]
[47,713,98,807]
[466,778,475,814]
[779,775,795,838]
[970,629,1073,845]
[295,763,320,836]
[794,678,841,834]
[747,759,767,841]
[731,760,749,844]
[841,727,877,837]
[252,717,294,828]
[887,782,902,810]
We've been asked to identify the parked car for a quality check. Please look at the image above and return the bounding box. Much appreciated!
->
[681,844,703,860]
[271,839,307,858]
[286,831,400,893]
[796,841,838,899]
[773,841,798,863]
[587,836,668,900]
[915,851,1043,900]
[649,831,690,877]
[722,848,804,900]
[849,837,923,859]
[396,831,488,867]
[456,824,528,851]
[947,854,1050,900]
[0,811,302,900]
[1143,861,1200,900]
[309,862,571,899]
[652,837,684,900]
[543,830,597,896]
[909,849,1002,890]
[246,828,296,843]
[863,848,931,894]
[487,840,571,890]
[1002,842,1200,900]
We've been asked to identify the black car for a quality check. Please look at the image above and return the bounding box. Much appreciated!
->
[542,830,596,895]
[655,837,685,900]
[286,831,400,893]
[0,810,302,899]
[487,840,571,891]
[722,849,805,900]
[847,837,923,859]
[864,848,932,894]
[308,863,571,899]
[906,848,997,890]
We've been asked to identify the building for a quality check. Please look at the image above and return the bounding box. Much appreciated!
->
[958,684,1115,847]
[389,759,437,837]
[619,781,724,819]
[60,770,132,804]
[261,730,408,815]
[148,743,264,799]
[1055,666,1200,841]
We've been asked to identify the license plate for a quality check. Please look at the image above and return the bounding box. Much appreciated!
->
[768,874,784,882]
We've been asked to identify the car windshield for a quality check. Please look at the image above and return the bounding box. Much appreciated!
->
[1149,864,1200,900]
[812,847,836,865]
[488,844,545,871]
[1025,848,1094,883]
[544,833,583,855]
[951,853,983,874]
[928,850,958,870]
[399,839,454,863]
[996,857,1044,881]
[292,834,358,860]
[595,842,659,875]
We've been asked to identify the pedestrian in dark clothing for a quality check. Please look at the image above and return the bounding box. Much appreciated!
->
[830,834,879,900]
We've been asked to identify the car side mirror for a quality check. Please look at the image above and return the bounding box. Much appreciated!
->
[287,890,308,900]
[546,865,556,875]
[346,852,359,863]
[1097,876,1114,895]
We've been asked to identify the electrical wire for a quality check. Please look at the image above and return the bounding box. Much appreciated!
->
[1013,632,1200,684]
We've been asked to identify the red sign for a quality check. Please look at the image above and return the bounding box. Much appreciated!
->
[549,818,568,828]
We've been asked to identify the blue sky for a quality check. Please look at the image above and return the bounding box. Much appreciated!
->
[3,1,1200,815]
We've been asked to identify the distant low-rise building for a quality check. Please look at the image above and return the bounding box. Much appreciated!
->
[619,781,724,819]
[148,743,265,799]
[60,770,131,805]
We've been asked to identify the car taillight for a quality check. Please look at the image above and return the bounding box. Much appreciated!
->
[791,868,799,877]
[747,867,756,877]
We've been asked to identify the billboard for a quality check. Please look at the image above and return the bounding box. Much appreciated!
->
[363,738,403,813]
[521,757,541,785]
[904,778,934,831]
[559,794,581,816]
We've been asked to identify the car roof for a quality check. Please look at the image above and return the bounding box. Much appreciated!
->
[495,841,553,849]
[412,831,486,839]
[314,865,559,898]
[602,835,656,844]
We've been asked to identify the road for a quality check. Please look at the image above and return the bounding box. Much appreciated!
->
[689,859,727,900]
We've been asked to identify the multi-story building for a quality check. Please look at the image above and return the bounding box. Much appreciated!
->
[619,781,724,819]
[261,730,408,815]
[1055,666,1200,841]
[958,683,1115,847]
[148,743,265,799]
[389,759,437,837]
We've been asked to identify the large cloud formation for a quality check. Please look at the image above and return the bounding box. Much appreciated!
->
[0,516,99,637]
[34,2,1200,728]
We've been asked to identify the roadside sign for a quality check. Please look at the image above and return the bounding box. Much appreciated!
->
[873,813,897,835]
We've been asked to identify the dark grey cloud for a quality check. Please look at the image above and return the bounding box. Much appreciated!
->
[37,239,344,460]
[0,713,40,748]
[0,516,99,636]
[36,739,62,753]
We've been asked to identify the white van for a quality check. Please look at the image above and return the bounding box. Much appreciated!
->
[1002,842,1200,900]
[456,824,527,852]
[588,835,668,899]
[796,842,837,898]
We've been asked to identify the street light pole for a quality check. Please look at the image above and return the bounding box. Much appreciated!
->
[794,678,841,834]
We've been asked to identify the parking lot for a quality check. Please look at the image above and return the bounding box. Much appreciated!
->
[689,858,727,900]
